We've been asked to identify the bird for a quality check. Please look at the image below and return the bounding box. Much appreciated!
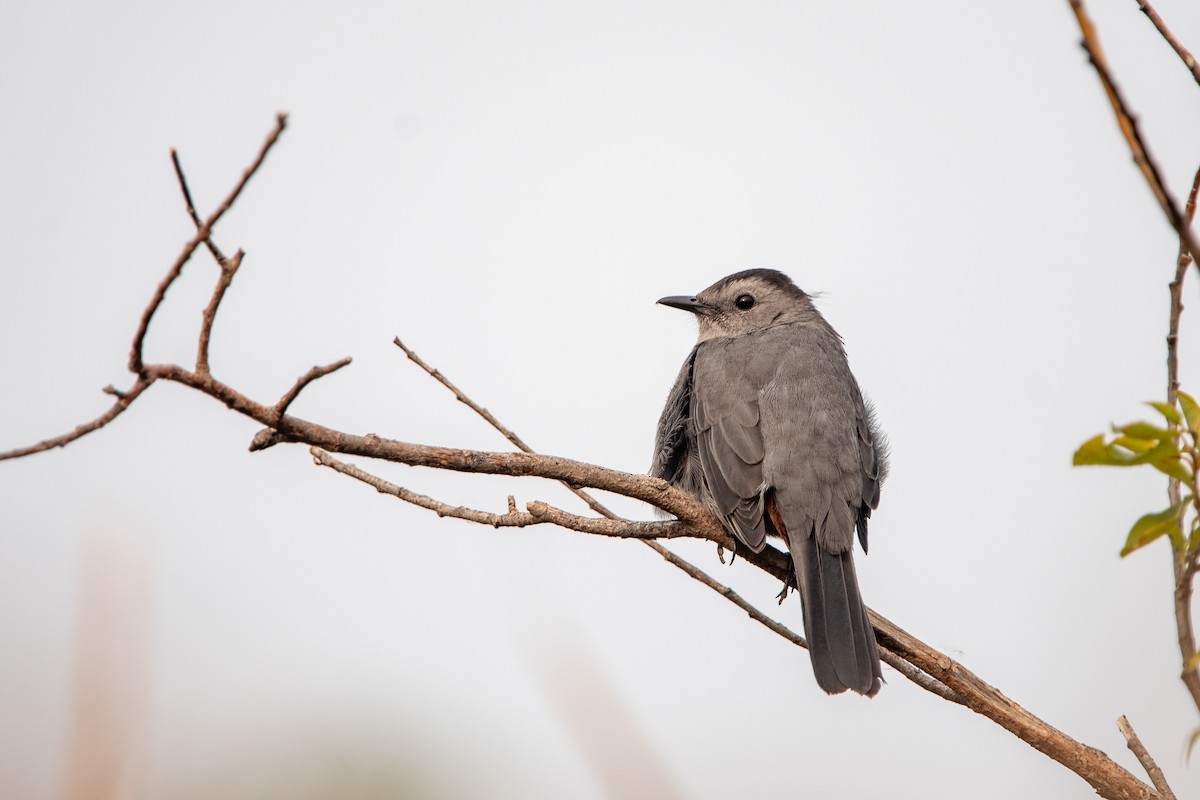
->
[651,268,887,696]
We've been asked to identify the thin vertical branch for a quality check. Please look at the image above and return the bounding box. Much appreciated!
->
[196,250,243,376]
[1167,164,1200,714]
[1165,165,1200,407]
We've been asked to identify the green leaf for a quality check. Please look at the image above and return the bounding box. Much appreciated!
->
[1121,497,1191,557]
[1080,434,1132,465]
[1150,455,1193,483]
[1190,517,1200,554]
[1109,436,1157,456]
[1189,727,1200,764]
[1115,421,1172,441]
[1130,439,1180,465]
[1181,391,1200,435]
[1147,400,1182,425]
[1074,434,1119,466]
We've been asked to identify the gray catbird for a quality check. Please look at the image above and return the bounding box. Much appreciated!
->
[651,268,887,696]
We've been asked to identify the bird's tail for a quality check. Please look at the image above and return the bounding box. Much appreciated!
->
[792,531,882,696]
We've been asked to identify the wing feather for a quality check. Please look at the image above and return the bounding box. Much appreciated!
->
[690,340,770,551]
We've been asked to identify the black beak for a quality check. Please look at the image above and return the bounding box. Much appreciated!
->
[657,295,706,314]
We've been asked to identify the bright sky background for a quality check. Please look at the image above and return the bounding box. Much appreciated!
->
[4,1,1200,798]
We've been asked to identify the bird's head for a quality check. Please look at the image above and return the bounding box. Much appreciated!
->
[658,268,819,341]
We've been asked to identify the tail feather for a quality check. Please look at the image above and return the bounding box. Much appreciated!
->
[793,531,882,697]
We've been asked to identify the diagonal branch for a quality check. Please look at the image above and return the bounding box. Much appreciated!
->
[1068,0,1200,271]
[274,358,354,419]
[312,447,697,540]
[0,378,154,461]
[313,447,539,527]
[1134,0,1200,88]
[171,148,227,264]
[1118,715,1177,800]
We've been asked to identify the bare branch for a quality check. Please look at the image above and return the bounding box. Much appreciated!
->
[274,357,353,418]
[0,379,153,461]
[311,449,707,543]
[871,611,1156,800]
[312,447,539,527]
[1134,1,1200,88]
[1166,163,1200,714]
[394,337,538,453]
[1067,0,1200,270]
[1166,165,1200,405]
[196,249,243,375]
[1117,715,1176,800]
[1176,548,1200,710]
[618,526,961,701]
[170,148,226,264]
[394,337,662,524]
[248,357,355,452]
[525,501,716,541]
[130,113,287,374]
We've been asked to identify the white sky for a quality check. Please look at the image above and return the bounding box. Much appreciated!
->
[3,1,1200,798]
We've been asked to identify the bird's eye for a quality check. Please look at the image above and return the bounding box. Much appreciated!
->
[735,294,755,310]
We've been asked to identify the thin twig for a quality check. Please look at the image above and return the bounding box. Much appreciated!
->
[196,249,243,375]
[312,448,698,539]
[1117,715,1176,800]
[394,337,536,452]
[170,148,226,264]
[274,357,353,418]
[0,378,153,461]
[1165,164,1200,405]
[1167,164,1200,714]
[1135,1,1200,87]
[129,113,287,374]
[395,337,619,519]
[312,448,537,527]
[1068,0,1200,270]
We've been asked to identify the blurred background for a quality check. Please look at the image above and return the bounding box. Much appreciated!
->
[3,1,1200,797]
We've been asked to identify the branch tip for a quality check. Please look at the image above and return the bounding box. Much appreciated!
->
[1116,715,1176,799]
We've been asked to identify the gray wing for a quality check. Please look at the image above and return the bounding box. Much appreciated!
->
[650,348,697,487]
[689,339,770,551]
